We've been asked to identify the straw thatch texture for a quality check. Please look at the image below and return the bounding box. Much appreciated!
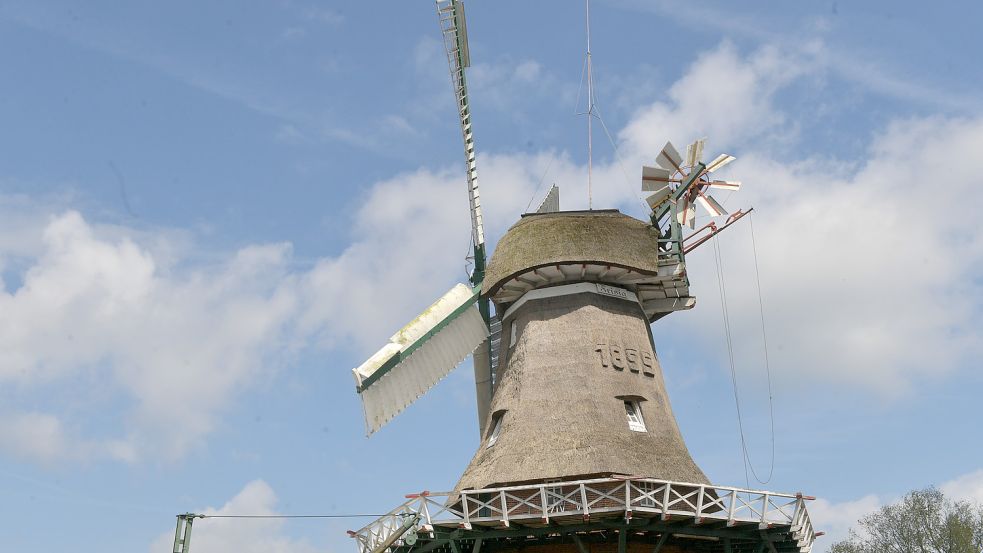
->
[481,211,663,299]
[455,292,708,491]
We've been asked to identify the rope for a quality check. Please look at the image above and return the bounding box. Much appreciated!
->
[748,213,776,484]
[711,226,776,487]
[711,236,750,489]
[591,104,651,215]
[525,156,556,213]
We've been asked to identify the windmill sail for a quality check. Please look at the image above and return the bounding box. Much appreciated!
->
[352,284,488,435]
[438,0,484,250]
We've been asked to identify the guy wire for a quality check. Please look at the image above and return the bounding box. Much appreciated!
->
[712,226,776,487]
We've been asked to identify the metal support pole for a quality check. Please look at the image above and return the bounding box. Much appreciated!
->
[759,532,780,553]
[651,532,669,553]
[368,514,420,553]
[172,513,200,553]
[572,534,590,553]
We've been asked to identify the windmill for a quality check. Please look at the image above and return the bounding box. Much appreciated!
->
[348,2,817,553]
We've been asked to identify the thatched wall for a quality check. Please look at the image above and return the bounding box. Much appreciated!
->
[455,292,708,491]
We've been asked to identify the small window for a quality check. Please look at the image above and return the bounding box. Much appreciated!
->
[486,412,504,448]
[625,400,647,432]
[636,481,658,508]
[545,483,565,513]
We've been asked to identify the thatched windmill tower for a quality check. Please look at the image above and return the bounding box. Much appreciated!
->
[454,209,708,492]
[348,2,818,553]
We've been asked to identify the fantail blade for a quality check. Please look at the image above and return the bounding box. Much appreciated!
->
[685,138,706,167]
[696,193,728,217]
[706,153,735,173]
[642,166,677,191]
[656,141,684,172]
[708,180,741,191]
[645,185,672,209]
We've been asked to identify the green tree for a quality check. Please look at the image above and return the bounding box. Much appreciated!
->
[830,487,983,553]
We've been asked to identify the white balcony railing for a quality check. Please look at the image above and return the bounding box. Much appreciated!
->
[350,476,816,553]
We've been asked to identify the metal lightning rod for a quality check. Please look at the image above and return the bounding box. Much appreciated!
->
[585,0,595,209]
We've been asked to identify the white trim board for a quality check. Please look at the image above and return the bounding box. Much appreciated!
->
[501,282,642,321]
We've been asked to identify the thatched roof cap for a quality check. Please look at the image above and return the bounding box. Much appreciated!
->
[482,210,662,298]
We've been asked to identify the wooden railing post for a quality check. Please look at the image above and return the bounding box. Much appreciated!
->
[500,490,509,527]
[694,486,705,523]
[540,485,549,522]
[461,493,471,528]
[726,489,737,526]
[580,483,590,521]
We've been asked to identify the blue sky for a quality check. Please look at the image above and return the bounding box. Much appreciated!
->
[1,1,982,552]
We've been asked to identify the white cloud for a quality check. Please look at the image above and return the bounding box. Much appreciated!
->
[281,27,306,40]
[809,493,882,550]
[3,40,981,467]
[0,164,538,465]
[808,467,983,551]
[0,411,137,464]
[0,412,67,463]
[275,123,305,143]
[619,41,805,157]
[412,35,572,124]
[609,42,983,395]
[303,7,344,27]
[0,210,301,463]
[513,60,542,82]
[941,469,983,505]
[295,154,557,350]
[675,115,983,394]
[149,480,318,553]
[618,0,978,113]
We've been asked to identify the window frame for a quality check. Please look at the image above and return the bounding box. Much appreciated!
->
[636,481,658,508]
[545,481,568,513]
[486,411,505,448]
[624,400,647,432]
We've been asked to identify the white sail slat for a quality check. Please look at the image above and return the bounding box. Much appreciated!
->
[352,284,487,435]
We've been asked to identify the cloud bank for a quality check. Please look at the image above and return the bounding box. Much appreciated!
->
[149,480,318,553]
[2,41,981,466]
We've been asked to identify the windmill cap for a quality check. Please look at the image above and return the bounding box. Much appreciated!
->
[482,210,669,307]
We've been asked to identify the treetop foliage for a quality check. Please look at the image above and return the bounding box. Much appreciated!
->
[830,487,983,553]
